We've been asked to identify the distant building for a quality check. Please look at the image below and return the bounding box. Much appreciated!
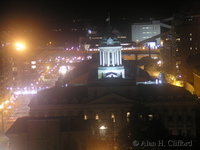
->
[161,15,200,85]
[80,28,131,51]
[0,34,37,98]
[175,15,200,83]
[131,19,172,48]
[132,20,161,46]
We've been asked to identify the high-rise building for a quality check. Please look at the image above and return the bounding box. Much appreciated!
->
[161,14,200,86]
[175,15,200,83]
[131,19,172,48]
[132,20,161,45]
[0,31,38,99]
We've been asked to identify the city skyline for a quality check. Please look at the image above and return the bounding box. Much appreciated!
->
[1,1,200,149]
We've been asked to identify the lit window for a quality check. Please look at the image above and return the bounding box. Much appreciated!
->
[111,113,115,122]
[148,114,153,120]
[190,38,192,41]
[95,114,99,120]
[84,115,87,120]
[176,38,180,42]
[31,61,36,64]
[190,47,192,50]
[99,126,107,136]
[88,30,92,34]
[127,112,130,122]
[31,65,36,69]
[12,67,17,71]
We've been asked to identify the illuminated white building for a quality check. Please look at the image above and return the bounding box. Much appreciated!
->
[131,19,172,48]
[132,20,161,46]
[98,34,125,78]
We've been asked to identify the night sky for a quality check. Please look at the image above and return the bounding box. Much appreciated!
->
[0,0,199,46]
[1,1,198,25]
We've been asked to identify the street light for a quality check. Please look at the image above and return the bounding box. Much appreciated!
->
[99,125,107,137]
[99,126,107,130]
[15,42,26,51]
[59,66,67,75]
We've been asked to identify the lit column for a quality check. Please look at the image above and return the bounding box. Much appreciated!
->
[107,51,110,66]
[102,51,105,66]
[116,50,119,65]
[105,51,107,66]
[112,51,114,66]
[115,51,118,65]
[114,51,116,66]
[119,50,122,65]
[100,50,102,66]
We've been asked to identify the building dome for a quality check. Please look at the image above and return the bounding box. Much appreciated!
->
[99,33,121,47]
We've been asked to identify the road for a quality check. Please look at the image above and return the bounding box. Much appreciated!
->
[3,95,31,133]
[11,98,30,118]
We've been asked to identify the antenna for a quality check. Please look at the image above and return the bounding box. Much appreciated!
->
[106,12,112,31]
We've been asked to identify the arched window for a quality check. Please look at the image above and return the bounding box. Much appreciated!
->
[148,96,153,102]
[72,98,78,103]
[168,96,173,101]
[111,113,115,122]
[137,97,143,102]
[157,96,163,101]
[95,114,99,120]
[177,96,182,101]
[84,114,88,120]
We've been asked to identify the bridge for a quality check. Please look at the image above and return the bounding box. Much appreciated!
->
[41,48,160,61]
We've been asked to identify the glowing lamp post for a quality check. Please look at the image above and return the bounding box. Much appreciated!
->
[59,66,67,75]
[99,125,107,137]
[15,42,26,51]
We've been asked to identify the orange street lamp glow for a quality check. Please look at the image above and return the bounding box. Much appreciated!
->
[15,42,26,51]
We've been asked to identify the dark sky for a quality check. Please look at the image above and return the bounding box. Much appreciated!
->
[1,1,198,24]
[0,0,198,46]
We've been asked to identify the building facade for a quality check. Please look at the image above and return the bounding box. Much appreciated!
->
[0,32,38,99]
[161,14,200,85]
[131,20,161,47]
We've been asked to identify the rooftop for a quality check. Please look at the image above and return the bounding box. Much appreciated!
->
[99,33,121,47]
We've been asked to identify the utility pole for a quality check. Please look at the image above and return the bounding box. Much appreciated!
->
[1,111,4,134]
